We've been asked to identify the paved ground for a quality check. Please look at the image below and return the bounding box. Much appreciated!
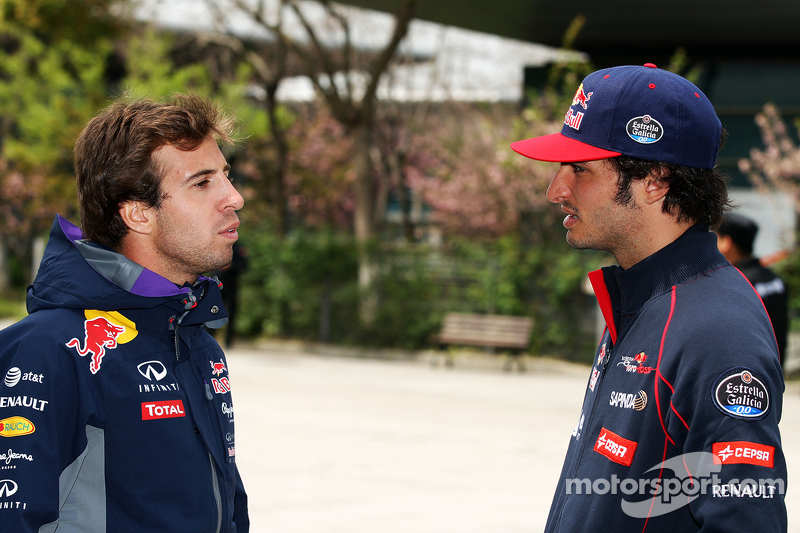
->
[227,344,800,532]
[1,316,798,530]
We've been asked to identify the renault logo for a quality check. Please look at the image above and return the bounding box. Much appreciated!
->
[137,361,167,382]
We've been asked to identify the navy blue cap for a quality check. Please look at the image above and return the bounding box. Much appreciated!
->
[511,64,722,169]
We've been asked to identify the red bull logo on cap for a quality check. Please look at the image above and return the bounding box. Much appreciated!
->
[572,83,593,110]
[66,311,138,374]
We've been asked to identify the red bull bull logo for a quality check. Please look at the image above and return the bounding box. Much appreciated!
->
[210,359,227,376]
[572,83,593,110]
[66,311,137,374]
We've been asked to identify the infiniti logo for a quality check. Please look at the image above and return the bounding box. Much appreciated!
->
[0,479,18,497]
[137,361,167,382]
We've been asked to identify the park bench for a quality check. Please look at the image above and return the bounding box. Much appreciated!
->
[433,312,533,371]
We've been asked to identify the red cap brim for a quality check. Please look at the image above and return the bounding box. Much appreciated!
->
[510,133,621,163]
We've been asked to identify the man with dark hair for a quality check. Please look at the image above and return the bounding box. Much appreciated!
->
[0,94,249,532]
[716,212,789,366]
[512,64,785,532]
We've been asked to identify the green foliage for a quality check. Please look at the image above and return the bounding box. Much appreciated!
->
[0,28,109,169]
[773,245,800,329]
[119,30,215,99]
[237,222,602,358]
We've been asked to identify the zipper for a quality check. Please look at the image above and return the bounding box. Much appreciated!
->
[553,341,614,531]
[209,452,223,533]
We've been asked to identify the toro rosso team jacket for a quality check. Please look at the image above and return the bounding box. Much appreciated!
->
[0,216,249,532]
[545,224,787,532]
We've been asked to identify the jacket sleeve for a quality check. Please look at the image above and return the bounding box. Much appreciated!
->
[233,463,250,532]
[666,313,787,532]
[0,319,101,532]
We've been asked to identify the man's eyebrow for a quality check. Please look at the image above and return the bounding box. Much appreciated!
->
[185,164,231,182]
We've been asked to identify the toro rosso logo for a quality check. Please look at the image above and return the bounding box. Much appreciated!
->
[66,311,137,374]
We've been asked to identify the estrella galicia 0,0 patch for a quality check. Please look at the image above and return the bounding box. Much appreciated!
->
[712,367,770,420]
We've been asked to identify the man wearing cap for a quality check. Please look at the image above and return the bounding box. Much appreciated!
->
[716,212,789,367]
[512,64,786,531]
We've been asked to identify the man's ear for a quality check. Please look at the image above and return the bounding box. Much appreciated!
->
[717,233,733,255]
[642,167,670,205]
[119,201,155,236]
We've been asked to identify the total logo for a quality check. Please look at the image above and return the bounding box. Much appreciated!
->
[141,400,186,421]
[3,368,44,388]
[0,479,26,509]
[609,390,648,411]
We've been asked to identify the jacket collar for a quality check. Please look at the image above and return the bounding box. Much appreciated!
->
[589,224,728,344]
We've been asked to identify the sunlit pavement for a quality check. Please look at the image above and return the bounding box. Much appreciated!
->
[227,344,800,533]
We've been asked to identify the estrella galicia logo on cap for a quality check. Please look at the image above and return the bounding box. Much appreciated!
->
[626,115,664,144]
[713,368,770,420]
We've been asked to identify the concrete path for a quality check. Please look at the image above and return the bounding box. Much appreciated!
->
[227,347,800,532]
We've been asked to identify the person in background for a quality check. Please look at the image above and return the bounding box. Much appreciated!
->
[716,212,789,367]
[0,94,249,532]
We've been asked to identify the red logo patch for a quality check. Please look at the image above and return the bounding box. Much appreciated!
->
[713,441,774,468]
[66,317,126,374]
[595,427,637,466]
[142,400,186,420]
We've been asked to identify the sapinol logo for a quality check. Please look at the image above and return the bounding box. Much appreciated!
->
[595,427,637,466]
[141,400,186,420]
[713,441,775,468]
[0,417,35,437]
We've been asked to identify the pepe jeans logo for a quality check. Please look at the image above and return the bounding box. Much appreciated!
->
[713,368,769,419]
[626,115,663,144]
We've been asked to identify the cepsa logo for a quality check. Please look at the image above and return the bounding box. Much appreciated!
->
[0,417,34,438]
[66,310,138,374]
[141,400,186,421]
[713,441,775,468]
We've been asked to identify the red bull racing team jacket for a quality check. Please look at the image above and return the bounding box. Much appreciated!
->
[545,224,787,532]
[0,216,249,532]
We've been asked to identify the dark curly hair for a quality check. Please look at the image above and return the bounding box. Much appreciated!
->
[608,131,731,229]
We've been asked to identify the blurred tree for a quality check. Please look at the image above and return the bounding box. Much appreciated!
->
[202,0,418,322]
[0,30,109,287]
[739,103,800,209]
